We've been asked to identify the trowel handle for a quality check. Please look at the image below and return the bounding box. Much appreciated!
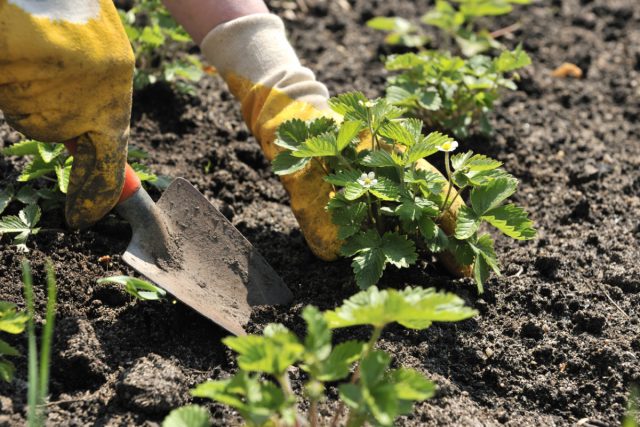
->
[63,140,142,204]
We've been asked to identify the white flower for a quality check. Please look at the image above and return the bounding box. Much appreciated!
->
[357,99,376,108]
[437,140,459,152]
[357,171,378,188]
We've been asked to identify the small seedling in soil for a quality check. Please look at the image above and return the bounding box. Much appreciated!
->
[117,0,204,94]
[272,92,535,292]
[0,204,41,252]
[383,46,531,138]
[97,276,167,301]
[624,386,640,427]
[369,0,531,56]
[165,286,477,427]
[0,300,29,382]
[1,141,169,212]
[22,259,57,427]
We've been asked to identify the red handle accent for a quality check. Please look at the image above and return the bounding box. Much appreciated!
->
[64,140,141,205]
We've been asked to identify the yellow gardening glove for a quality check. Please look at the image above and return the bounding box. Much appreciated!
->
[201,14,470,277]
[0,0,134,229]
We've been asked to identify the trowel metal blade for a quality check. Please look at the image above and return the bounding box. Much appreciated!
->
[120,178,292,336]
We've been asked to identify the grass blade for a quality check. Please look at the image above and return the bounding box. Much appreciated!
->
[22,260,39,427]
[39,261,56,402]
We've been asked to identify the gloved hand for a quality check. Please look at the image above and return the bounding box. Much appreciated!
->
[201,14,469,276]
[0,0,134,229]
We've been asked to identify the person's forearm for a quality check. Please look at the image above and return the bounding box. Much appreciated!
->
[162,0,269,45]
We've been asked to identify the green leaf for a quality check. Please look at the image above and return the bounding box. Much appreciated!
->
[162,405,211,427]
[381,232,417,268]
[329,200,367,240]
[379,121,418,147]
[482,203,536,240]
[495,45,531,73]
[361,350,391,385]
[272,152,310,176]
[309,117,338,136]
[18,157,56,182]
[0,302,29,334]
[302,306,332,360]
[337,121,364,151]
[359,150,399,168]
[418,216,449,253]
[275,119,308,150]
[55,158,72,194]
[192,372,287,426]
[1,140,39,156]
[97,276,166,301]
[325,170,362,187]
[0,186,14,215]
[468,234,501,293]
[352,249,386,289]
[405,140,438,164]
[395,197,439,223]
[452,152,502,172]
[292,133,338,158]
[140,24,165,47]
[15,186,39,205]
[369,177,400,201]
[0,339,19,357]
[454,205,480,239]
[0,360,15,383]
[470,177,518,215]
[366,16,411,32]
[0,204,41,251]
[418,90,442,110]
[390,368,436,401]
[325,286,477,330]
[223,324,304,375]
[340,230,382,257]
[37,143,65,164]
[344,182,368,201]
[316,340,364,381]
[329,92,369,122]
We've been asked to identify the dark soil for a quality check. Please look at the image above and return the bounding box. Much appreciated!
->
[1,0,639,425]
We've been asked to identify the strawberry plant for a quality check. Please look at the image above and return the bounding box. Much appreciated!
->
[383,46,530,138]
[368,0,530,56]
[117,0,204,94]
[0,204,41,252]
[164,286,477,427]
[272,92,535,292]
[0,300,29,382]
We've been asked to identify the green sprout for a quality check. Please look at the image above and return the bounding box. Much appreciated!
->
[22,260,57,427]
[272,92,535,292]
[164,286,477,427]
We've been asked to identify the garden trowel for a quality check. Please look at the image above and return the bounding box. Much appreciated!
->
[112,163,292,336]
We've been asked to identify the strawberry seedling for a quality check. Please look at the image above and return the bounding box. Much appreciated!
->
[369,0,531,56]
[117,0,204,94]
[272,92,535,292]
[383,46,531,138]
[165,286,477,427]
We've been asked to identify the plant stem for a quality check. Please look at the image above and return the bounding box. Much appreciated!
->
[329,326,384,427]
[22,260,39,427]
[445,185,466,213]
[366,192,376,227]
[313,158,336,192]
[440,151,454,214]
[39,261,57,403]
[310,399,319,427]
